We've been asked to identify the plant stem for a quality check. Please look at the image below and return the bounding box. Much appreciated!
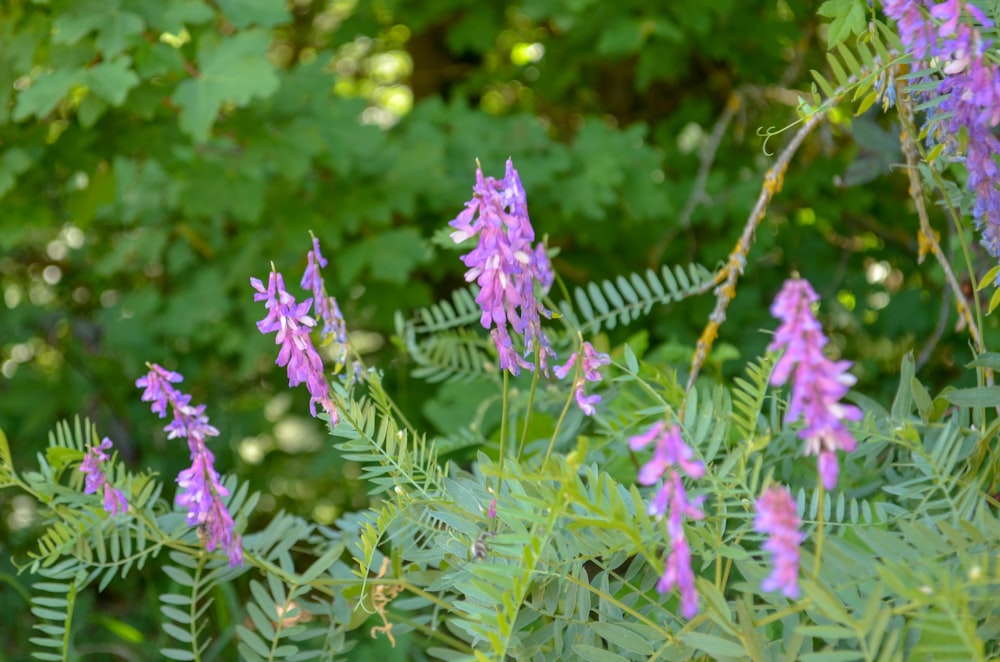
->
[517,349,542,461]
[497,370,510,494]
[812,484,825,579]
[541,397,573,467]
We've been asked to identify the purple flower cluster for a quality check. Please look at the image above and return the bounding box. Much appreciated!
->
[630,422,705,618]
[450,159,555,375]
[554,341,611,415]
[252,267,337,421]
[754,485,803,599]
[136,364,243,566]
[301,235,348,367]
[769,278,860,490]
[80,437,128,516]
[883,0,1000,259]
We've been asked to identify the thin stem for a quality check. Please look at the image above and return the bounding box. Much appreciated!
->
[542,361,579,467]
[686,109,826,392]
[812,484,825,579]
[517,349,543,461]
[497,370,510,494]
[895,86,986,358]
[189,558,206,662]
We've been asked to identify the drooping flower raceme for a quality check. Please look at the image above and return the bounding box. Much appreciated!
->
[554,341,611,415]
[252,267,336,421]
[882,1,1000,262]
[754,484,803,599]
[80,437,128,516]
[630,422,705,618]
[136,364,243,567]
[450,159,555,376]
[301,235,348,367]
[769,278,861,490]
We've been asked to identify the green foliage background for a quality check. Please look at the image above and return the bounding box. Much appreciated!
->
[2,0,997,658]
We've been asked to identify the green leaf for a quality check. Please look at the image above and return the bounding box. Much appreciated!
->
[217,0,291,28]
[135,0,215,33]
[78,95,108,128]
[910,376,932,419]
[236,625,271,658]
[801,579,855,627]
[817,0,867,48]
[572,644,630,662]
[942,386,1000,408]
[965,352,1000,371]
[13,69,82,121]
[0,148,34,198]
[680,632,746,658]
[300,542,345,583]
[86,57,140,106]
[52,0,145,57]
[589,623,654,656]
[171,30,280,141]
[891,352,916,419]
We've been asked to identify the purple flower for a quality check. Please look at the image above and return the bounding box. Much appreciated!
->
[882,1,1000,269]
[488,497,497,519]
[658,531,699,619]
[769,278,860,490]
[252,268,337,421]
[450,159,555,376]
[80,437,128,516]
[136,365,183,418]
[301,235,348,365]
[136,364,243,566]
[883,0,937,60]
[754,485,803,599]
[630,422,706,487]
[555,341,611,415]
[629,422,705,617]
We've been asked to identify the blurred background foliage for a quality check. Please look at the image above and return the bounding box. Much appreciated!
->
[1,0,996,655]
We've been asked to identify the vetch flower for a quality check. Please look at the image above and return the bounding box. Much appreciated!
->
[554,341,611,415]
[136,364,183,418]
[629,422,705,618]
[450,159,555,375]
[754,485,803,599]
[80,437,128,516]
[769,278,860,490]
[882,1,1000,269]
[136,364,243,566]
[658,528,699,619]
[301,234,348,366]
[630,422,706,488]
[252,268,336,421]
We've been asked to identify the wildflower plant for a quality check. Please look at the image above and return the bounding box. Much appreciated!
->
[449,158,556,376]
[3,3,1000,661]
[768,277,861,490]
[79,437,128,516]
[136,364,243,567]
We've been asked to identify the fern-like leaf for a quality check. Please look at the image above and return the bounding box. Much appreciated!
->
[559,264,714,334]
[28,561,78,661]
[730,352,777,446]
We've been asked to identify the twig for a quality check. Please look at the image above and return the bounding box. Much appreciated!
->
[895,86,986,360]
[686,110,826,393]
